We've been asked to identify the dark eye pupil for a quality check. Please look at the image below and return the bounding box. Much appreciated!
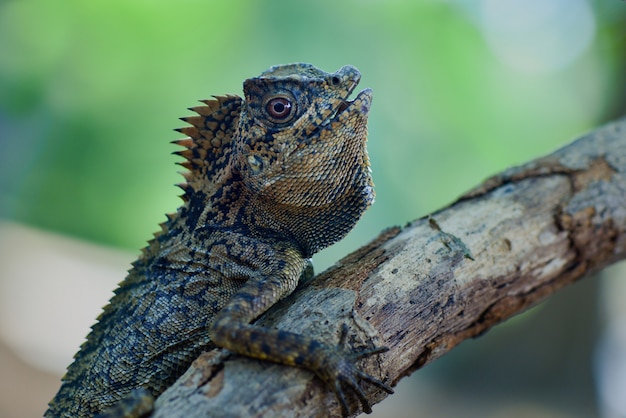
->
[273,102,285,113]
[267,97,292,120]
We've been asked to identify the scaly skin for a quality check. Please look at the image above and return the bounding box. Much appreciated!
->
[45,63,393,417]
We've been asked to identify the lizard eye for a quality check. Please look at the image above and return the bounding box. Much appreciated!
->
[265,96,295,122]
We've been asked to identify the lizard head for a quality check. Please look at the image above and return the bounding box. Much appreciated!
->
[234,63,374,256]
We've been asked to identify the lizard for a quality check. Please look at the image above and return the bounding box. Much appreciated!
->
[45,63,393,418]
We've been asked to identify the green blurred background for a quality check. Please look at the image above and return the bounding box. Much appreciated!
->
[1,0,625,417]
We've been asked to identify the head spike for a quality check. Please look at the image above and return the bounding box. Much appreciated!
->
[200,97,221,112]
[171,138,194,148]
[173,94,242,201]
[179,116,205,129]
[174,127,199,138]
[175,160,193,170]
[189,105,214,116]
[173,149,194,160]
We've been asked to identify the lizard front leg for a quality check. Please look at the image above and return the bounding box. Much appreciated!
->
[208,256,393,416]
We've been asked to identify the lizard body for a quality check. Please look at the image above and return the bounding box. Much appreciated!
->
[45,63,392,417]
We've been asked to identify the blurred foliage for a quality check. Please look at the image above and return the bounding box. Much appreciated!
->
[0,0,625,269]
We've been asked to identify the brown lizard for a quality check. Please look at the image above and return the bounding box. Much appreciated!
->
[45,63,393,417]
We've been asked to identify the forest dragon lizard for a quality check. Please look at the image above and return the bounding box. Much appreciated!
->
[45,63,393,417]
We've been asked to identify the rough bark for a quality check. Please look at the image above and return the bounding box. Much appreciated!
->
[152,118,626,417]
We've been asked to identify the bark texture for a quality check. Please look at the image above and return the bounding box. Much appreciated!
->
[153,118,626,417]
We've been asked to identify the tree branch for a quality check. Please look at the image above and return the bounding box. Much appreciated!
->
[152,118,626,417]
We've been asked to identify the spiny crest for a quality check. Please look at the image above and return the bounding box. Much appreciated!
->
[173,94,243,201]
[135,95,243,264]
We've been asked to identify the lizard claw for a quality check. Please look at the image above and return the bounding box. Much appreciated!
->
[319,324,394,416]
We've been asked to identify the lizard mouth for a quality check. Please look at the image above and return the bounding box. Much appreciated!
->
[336,100,350,114]
[323,88,372,126]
